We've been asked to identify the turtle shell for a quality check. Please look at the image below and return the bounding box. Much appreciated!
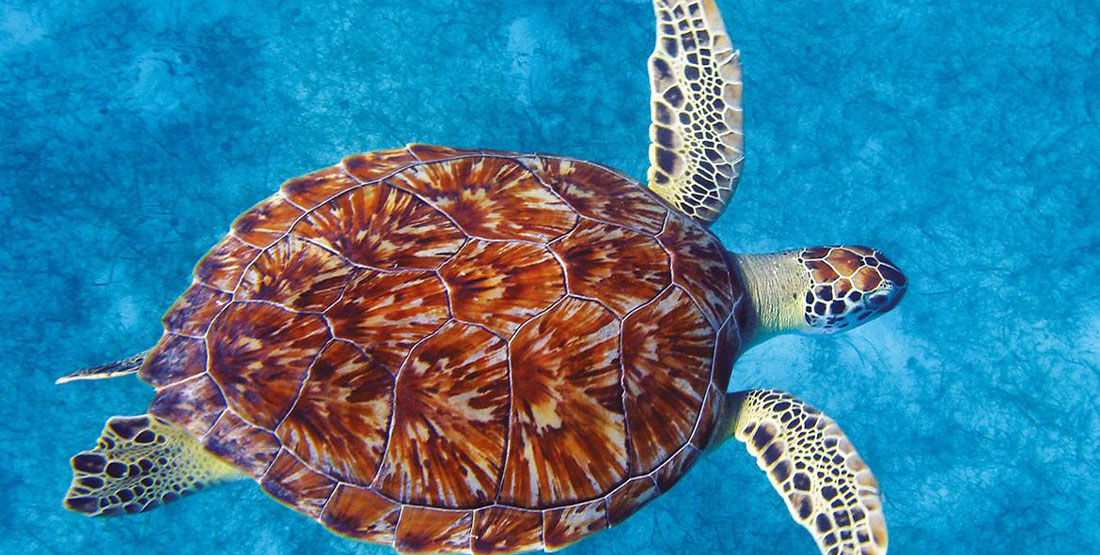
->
[138,144,746,554]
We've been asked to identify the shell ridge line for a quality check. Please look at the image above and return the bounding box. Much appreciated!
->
[545,217,584,297]
[617,304,634,477]
[367,317,453,493]
[271,335,335,434]
[518,155,663,239]
[492,321,514,504]
[512,155,588,242]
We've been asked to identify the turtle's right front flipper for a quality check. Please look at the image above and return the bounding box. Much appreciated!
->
[716,389,888,555]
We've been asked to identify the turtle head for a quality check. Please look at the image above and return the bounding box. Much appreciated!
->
[796,246,907,333]
[734,246,907,346]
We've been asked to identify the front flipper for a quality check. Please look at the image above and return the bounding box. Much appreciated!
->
[647,0,744,224]
[721,390,888,554]
[64,415,241,516]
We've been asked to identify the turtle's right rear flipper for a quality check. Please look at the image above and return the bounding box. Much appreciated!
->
[718,389,889,555]
[55,350,149,384]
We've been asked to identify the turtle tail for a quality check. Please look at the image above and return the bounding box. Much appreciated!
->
[55,350,149,385]
[64,415,242,516]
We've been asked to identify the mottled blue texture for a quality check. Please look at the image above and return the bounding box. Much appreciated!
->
[3,0,1097,553]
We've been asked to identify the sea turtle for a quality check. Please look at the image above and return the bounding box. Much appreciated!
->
[59,1,905,553]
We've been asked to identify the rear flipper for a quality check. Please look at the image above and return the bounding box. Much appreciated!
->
[55,351,149,384]
[65,415,241,516]
[721,390,888,555]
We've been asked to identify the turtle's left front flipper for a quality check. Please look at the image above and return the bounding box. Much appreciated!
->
[717,389,888,555]
[647,0,744,224]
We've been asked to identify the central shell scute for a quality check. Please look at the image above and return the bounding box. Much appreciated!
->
[324,270,450,370]
[389,156,578,242]
[550,219,671,317]
[501,296,627,508]
[293,183,465,270]
[438,239,566,337]
[376,321,510,508]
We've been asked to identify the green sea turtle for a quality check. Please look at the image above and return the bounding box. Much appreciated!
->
[59,1,904,553]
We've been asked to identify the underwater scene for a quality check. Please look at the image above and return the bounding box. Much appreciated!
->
[3,0,1098,553]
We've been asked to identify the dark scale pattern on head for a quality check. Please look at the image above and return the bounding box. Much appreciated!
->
[136,145,749,554]
[797,247,907,333]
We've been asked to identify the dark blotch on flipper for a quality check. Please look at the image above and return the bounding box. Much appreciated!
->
[65,496,99,514]
[72,453,107,474]
[105,462,127,479]
[134,430,157,444]
[108,417,150,440]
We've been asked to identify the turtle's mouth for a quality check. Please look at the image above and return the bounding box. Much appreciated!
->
[867,282,904,312]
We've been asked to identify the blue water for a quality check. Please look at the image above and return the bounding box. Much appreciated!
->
[3,0,1097,553]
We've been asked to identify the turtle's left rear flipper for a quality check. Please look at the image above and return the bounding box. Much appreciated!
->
[56,350,149,384]
[64,415,241,516]
[718,389,888,555]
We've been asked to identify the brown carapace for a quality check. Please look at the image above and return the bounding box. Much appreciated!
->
[140,144,745,554]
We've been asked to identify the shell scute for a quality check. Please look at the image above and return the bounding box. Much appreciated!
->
[193,235,258,292]
[376,321,509,508]
[342,148,420,183]
[293,183,465,270]
[523,156,668,236]
[207,302,331,430]
[148,374,225,437]
[606,477,660,525]
[203,410,280,478]
[389,156,577,242]
[280,165,360,210]
[501,297,627,508]
[408,143,472,162]
[236,236,353,312]
[657,213,735,327]
[438,239,566,337]
[231,194,304,249]
[689,385,727,451]
[260,449,337,519]
[622,286,713,473]
[550,219,670,317]
[321,484,401,543]
[162,283,231,337]
[325,270,450,370]
[542,499,608,551]
[654,446,701,492]
[394,507,473,555]
[278,341,394,486]
[471,506,544,555]
[139,333,205,387]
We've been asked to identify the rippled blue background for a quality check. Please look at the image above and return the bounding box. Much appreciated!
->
[3,0,1098,553]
